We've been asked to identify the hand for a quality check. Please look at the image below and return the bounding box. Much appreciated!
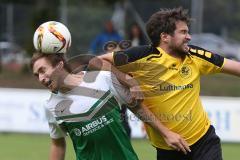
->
[129,85,144,102]
[127,85,144,108]
[127,74,143,103]
[163,130,191,154]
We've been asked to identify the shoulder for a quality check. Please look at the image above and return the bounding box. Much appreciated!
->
[96,70,112,78]
[85,70,111,77]
[46,93,58,106]
[46,92,68,109]
[84,70,112,83]
[113,45,159,66]
[188,45,224,67]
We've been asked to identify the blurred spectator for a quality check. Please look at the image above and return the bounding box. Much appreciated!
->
[89,20,123,55]
[127,24,147,46]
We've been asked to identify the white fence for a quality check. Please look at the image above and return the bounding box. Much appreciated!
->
[0,88,240,142]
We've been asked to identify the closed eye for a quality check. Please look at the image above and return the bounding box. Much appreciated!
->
[181,30,189,34]
[33,67,46,78]
[33,73,39,78]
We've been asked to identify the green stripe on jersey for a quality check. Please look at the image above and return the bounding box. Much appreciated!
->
[56,90,117,121]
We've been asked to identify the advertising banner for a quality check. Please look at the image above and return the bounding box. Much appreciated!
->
[0,88,240,142]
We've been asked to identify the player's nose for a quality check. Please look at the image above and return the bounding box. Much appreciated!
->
[186,33,191,41]
[39,74,47,84]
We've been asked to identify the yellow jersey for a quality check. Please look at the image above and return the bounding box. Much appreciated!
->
[113,45,225,149]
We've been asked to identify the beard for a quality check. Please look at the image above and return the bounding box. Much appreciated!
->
[174,47,189,56]
[46,80,59,93]
[170,41,189,57]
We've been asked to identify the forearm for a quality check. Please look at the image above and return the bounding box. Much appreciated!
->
[49,138,66,160]
[129,104,191,153]
[129,104,170,138]
[222,59,240,77]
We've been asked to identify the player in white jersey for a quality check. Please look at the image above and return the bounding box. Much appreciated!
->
[30,52,172,160]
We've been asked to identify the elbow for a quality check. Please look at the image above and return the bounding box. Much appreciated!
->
[51,137,66,147]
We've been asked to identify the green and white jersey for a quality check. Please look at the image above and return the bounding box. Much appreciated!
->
[45,71,138,160]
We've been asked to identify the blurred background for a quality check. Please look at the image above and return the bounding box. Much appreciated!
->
[0,0,240,160]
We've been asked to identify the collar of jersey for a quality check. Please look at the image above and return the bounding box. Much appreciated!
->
[156,47,180,62]
[156,47,193,65]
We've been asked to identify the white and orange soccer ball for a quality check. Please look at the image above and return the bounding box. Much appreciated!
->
[33,21,71,54]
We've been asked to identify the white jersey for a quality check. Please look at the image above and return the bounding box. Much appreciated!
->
[45,71,131,138]
[44,71,139,160]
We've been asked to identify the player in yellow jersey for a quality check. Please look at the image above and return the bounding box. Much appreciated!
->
[89,7,240,160]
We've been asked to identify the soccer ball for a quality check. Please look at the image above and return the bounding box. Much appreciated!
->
[33,21,71,54]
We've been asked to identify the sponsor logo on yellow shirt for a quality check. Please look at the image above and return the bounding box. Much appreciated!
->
[159,83,193,91]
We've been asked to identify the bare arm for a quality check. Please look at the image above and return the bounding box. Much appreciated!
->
[129,104,191,154]
[89,52,190,153]
[89,55,143,101]
[89,53,135,87]
[49,138,66,160]
[98,52,115,63]
[221,58,240,77]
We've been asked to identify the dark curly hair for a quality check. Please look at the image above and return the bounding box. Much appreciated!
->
[146,7,190,47]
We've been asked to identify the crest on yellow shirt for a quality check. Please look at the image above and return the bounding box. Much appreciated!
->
[179,65,192,78]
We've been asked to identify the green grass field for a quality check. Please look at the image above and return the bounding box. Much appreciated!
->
[0,133,239,160]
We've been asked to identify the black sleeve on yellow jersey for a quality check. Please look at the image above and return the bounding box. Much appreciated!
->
[188,45,224,67]
[113,45,160,66]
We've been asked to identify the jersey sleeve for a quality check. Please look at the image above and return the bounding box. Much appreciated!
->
[44,106,67,139]
[188,45,225,75]
[112,45,160,72]
[102,71,132,105]
[48,122,67,139]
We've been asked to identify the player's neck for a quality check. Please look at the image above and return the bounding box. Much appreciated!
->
[160,45,185,61]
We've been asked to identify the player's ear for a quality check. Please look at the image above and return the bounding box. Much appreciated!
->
[160,32,170,43]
